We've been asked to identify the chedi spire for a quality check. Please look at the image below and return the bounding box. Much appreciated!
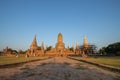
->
[76,41,79,49]
[83,35,89,48]
[56,33,65,51]
[30,35,38,50]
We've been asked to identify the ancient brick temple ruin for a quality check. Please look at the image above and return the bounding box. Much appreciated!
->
[3,47,12,56]
[26,35,44,57]
[25,33,90,57]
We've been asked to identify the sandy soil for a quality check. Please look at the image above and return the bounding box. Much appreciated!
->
[0,57,120,80]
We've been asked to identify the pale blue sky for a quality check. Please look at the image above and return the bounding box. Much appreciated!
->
[0,0,120,51]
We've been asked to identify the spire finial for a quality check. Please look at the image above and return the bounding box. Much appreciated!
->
[83,35,89,48]
[30,35,38,49]
[76,41,79,49]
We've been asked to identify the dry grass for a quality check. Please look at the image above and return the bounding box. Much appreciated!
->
[0,56,49,65]
[70,56,120,68]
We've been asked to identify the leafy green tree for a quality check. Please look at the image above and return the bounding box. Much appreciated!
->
[38,46,41,50]
[18,50,26,54]
[105,42,120,56]
[99,42,120,56]
[89,45,97,54]
[0,51,3,56]
[12,50,18,54]
[69,47,74,52]
[99,47,106,55]
[7,48,18,55]
[46,46,52,51]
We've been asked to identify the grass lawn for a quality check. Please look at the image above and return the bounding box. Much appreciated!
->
[0,56,49,65]
[70,56,120,68]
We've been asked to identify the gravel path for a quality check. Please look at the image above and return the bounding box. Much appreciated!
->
[0,57,119,80]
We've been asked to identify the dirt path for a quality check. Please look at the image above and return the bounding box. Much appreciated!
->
[0,57,119,80]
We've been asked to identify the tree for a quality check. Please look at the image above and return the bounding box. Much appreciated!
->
[46,46,52,51]
[82,45,97,55]
[12,50,18,54]
[69,47,74,52]
[89,45,97,54]
[18,50,26,54]
[0,51,3,56]
[99,47,107,55]
[105,42,120,56]
[99,42,120,56]
[38,46,41,50]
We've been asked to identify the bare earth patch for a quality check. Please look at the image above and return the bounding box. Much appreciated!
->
[0,57,120,80]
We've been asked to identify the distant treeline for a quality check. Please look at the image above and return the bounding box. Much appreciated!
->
[99,42,120,56]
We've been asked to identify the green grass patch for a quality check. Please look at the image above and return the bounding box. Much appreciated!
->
[70,56,120,68]
[0,56,49,65]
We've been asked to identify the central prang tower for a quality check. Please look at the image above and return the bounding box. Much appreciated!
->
[55,33,65,52]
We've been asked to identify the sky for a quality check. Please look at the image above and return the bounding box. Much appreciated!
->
[0,0,120,51]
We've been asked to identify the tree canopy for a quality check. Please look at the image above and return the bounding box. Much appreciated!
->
[99,42,120,56]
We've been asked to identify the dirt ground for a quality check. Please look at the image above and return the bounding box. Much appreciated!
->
[0,57,120,80]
